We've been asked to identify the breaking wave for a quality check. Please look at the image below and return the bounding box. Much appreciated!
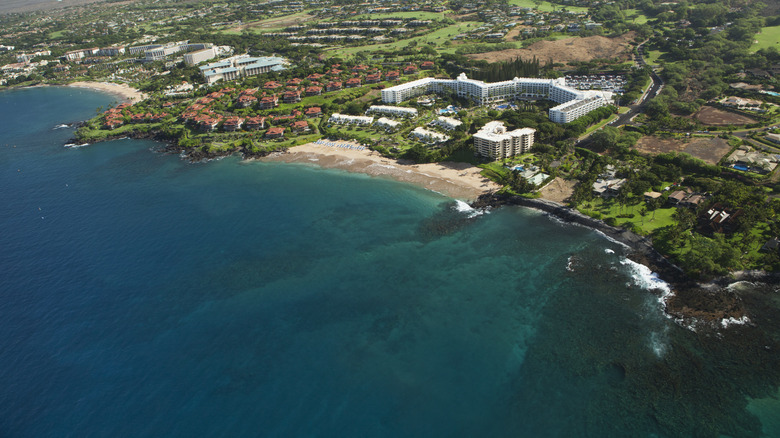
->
[454,200,485,218]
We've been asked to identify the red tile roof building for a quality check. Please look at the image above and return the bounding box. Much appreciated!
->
[259,95,278,109]
[223,116,244,131]
[236,95,257,108]
[305,86,323,96]
[246,116,266,130]
[291,120,310,132]
[283,90,301,103]
[265,127,285,138]
[304,107,322,117]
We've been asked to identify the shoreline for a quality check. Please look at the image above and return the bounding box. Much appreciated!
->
[67,81,148,103]
[470,192,780,327]
[259,140,501,201]
[69,131,776,327]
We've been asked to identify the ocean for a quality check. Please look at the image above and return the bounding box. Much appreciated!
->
[1,86,779,437]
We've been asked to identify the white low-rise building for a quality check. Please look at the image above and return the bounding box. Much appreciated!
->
[473,121,535,159]
[374,117,401,130]
[366,105,417,118]
[410,127,449,143]
[329,113,374,125]
[381,73,610,123]
[430,116,462,131]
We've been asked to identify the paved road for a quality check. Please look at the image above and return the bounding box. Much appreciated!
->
[575,41,663,148]
[609,40,664,128]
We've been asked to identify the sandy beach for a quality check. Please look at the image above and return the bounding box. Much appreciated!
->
[68,81,148,103]
[261,140,501,200]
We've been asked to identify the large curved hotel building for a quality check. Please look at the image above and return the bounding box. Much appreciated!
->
[381,73,611,124]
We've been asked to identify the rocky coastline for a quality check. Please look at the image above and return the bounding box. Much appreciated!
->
[470,192,778,327]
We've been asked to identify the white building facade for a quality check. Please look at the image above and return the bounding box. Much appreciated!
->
[366,105,418,118]
[199,55,287,84]
[329,113,374,125]
[381,73,610,123]
[473,121,536,159]
[184,47,217,66]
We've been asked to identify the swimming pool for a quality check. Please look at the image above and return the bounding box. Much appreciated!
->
[733,164,749,171]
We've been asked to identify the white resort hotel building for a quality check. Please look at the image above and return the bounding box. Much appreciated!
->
[473,121,536,159]
[381,73,611,123]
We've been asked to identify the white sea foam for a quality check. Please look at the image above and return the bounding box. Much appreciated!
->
[721,316,750,328]
[619,258,673,306]
[593,229,631,249]
[454,200,484,218]
[604,248,615,254]
[566,256,574,272]
[64,143,89,148]
[53,124,69,129]
[649,329,669,358]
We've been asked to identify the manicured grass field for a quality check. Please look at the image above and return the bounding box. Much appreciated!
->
[347,12,444,20]
[644,50,665,65]
[327,22,480,57]
[507,0,588,13]
[623,9,649,24]
[581,114,618,138]
[579,197,676,234]
[750,25,780,53]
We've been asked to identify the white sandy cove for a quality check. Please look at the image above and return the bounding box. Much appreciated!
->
[68,81,148,103]
[262,140,501,201]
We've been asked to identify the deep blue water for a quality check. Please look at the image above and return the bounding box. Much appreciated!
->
[1,87,779,437]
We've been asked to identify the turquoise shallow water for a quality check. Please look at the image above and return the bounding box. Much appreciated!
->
[1,87,779,437]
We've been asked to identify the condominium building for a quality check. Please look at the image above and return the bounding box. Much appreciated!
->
[430,116,462,131]
[17,50,51,63]
[473,121,536,159]
[548,95,607,124]
[381,73,610,123]
[328,113,374,125]
[184,47,217,66]
[366,105,418,118]
[375,117,401,130]
[199,55,287,85]
[129,41,213,61]
[410,127,449,143]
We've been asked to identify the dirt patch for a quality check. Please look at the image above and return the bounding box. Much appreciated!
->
[503,26,531,41]
[634,135,732,165]
[230,13,314,33]
[693,106,757,126]
[538,177,576,204]
[467,32,636,65]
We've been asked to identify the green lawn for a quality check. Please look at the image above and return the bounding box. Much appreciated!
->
[49,30,66,39]
[750,25,780,53]
[507,0,588,13]
[581,114,617,138]
[623,9,649,24]
[644,50,664,66]
[579,198,677,234]
[346,12,444,20]
[326,22,480,57]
